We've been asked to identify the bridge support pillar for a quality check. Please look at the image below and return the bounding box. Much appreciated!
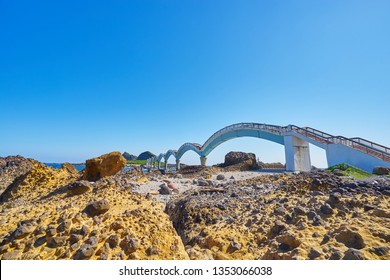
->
[176,159,181,170]
[200,156,207,167]
[284,136,311,172]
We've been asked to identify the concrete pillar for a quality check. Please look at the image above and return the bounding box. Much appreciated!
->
[200,156,207,167]
[284,135,311,172]
[176,159,181,170]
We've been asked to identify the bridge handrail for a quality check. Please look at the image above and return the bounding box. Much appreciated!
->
[301,126,334,139]
[287,125,389,160]
[298,129,389,160]
[350,137,390,153]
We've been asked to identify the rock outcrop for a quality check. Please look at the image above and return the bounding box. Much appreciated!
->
[61,162,79,175]
[0,159,189,260]
[373,166,390,175]
[167,171,390,260]
[83,152,126,182]
[1,154,389,260]
[224,151,258,170]
[0,156,34,199]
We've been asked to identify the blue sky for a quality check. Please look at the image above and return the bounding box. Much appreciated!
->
[1,0,389,166]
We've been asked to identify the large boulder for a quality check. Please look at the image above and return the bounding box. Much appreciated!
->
[137,151,156,160]
[373,166,390,175]
[224,151,258,170]
[83,152,126,181]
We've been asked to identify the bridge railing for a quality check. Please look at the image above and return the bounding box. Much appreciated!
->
[288,125,390,161]
[350,137,390,153]
[179,142,202,151]
[289,125,332,144]
[329,136,390,161]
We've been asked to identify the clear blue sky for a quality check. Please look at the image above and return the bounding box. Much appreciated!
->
[1,0,389,167]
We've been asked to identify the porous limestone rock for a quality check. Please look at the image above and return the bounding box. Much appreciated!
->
[0,161,189,260]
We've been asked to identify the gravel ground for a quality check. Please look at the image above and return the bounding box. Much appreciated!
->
[132,170,280,203]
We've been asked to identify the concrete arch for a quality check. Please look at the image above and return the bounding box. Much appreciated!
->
[200,128,285,157]
[176,143,202,159]
[164,150,177,161]
[155,123,390,172]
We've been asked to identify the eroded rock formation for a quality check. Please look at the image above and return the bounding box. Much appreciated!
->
[83,152,126,181]
[224,151,258,171]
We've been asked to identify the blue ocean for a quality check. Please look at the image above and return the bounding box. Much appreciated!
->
[44,163,85,171]
[44,163,137,172]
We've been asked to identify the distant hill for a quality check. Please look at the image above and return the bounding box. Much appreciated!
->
[137,151,156,160]
[122,152,137,161]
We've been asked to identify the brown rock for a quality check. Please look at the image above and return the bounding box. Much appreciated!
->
[120,236,139,254]
[13,224,35,239]
[47,236,67,248]
[224,152,258,170]
[146,246,159,256]
[329,250,343,260]
[74,244,95,260]
[69,234,83,245]
[80,225,90,236]
[343,248,366,260]
[57,220,72,233]
[85,200,110,216]
[67,181,91,195]
[108,235,119,248]
[2,250,22,260]
[61,162,79,174]
[83,152,126,181]
[335,228,366,249]
[269,221,287,237]
[372,166,390,175]
[276,234,301,252]
[308,248,322,259]
[159,183,172,195]
[110,221,124,231]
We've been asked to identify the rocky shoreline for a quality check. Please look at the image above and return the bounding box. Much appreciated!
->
[0,153,389,260]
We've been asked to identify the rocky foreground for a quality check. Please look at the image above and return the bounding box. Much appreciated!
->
[0,154,389,260]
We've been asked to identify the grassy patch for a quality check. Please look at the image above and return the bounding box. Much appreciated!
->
[326,163,372,179]
[126,160,147,165]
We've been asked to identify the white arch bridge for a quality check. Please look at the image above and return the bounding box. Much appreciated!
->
[146,123,390,173]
